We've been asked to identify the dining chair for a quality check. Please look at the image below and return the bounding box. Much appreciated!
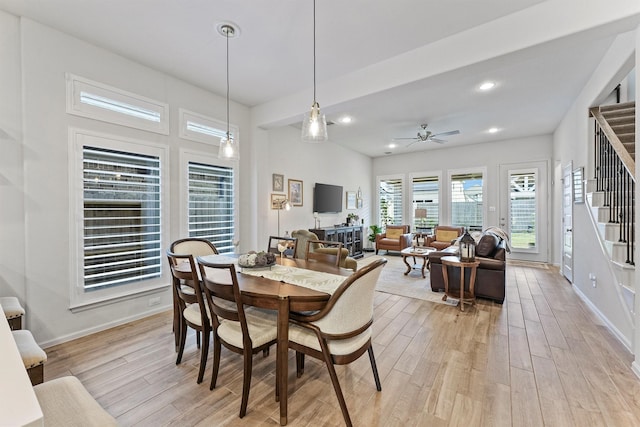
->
[166,251,211,384]
[305,240,344,268]
[197,258,278,418]
[169,238,219,349]
[267,235,298,258]
[288,257,387,427]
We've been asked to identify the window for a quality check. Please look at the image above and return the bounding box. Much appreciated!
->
[66,73,169,134]
[510,170,537,249]
[188,162,235,253]
[412,175,439,230]
[450,171,484,229]
[70,129,168,309]
[179,108,237,146]
[378,177,403,227]
[82,146,162,290]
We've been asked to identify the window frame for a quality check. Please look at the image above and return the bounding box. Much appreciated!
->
[179,148,239,252]
[376,174,404,229]
[408,171,442,231]
[447,167,487,230]
[178,108,239,148]
[68,128,170,310]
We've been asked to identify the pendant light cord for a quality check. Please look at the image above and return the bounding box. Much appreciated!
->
[226,27,230,139]
[313,0,317,104]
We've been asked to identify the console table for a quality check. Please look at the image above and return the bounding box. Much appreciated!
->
[309,225,364,259]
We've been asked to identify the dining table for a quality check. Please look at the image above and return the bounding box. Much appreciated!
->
[180,254,353,426]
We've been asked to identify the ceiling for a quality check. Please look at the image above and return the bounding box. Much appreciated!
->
[0,0,638,157]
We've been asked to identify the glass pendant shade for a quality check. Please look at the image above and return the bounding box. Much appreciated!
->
[302,102,328,142]
[218,132,239,160]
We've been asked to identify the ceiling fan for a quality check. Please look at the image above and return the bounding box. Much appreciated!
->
[394,124,460,146]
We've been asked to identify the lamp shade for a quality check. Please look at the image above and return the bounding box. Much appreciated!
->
[414,208,427,219]
[219,133,239,160]
[301,102,328,142]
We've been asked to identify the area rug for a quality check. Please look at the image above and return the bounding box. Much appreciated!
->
[359,254,454,305]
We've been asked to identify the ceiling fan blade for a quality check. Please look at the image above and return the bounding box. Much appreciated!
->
[431,129,460,138]
[392,137,419,141]
[406,140,421,147]
[430,138,447,144]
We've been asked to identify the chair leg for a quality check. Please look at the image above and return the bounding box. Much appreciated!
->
[262,348,269,357]
[296,351,305,378]
[367,346,382,391]
[197,329,209,384]
[210,337,221,390]
[239,350,253,418]
[196,330,201,349]
[176,318,187,365]
[318,341,353,427]
[27,364,44,386]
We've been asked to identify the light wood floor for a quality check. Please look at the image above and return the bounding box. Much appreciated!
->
[43,263,640,426]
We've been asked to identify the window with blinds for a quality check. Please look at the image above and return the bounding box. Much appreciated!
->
[188,162,235,253]
[450,172,483,229]
[83,146,162,290]
[379,178,403,227]
[412,176,439,229]
[510,171,537,249]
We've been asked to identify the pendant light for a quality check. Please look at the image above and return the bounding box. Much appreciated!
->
[301,0,328,142]
[218,24,239,160]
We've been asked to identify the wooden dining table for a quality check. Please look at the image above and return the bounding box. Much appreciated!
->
[185,255,353,425]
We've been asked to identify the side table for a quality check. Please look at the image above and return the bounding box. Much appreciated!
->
[440,255,480,311]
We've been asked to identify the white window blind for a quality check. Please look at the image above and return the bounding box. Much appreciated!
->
[510,171,537,249]
[188,162,235,253]
[83,146,162,290]
[379,178,403,227]
[451,172,483,229]
[412,176,439,229]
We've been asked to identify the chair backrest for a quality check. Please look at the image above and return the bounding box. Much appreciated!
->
[267,236,298,258]
[170,238,219,257]
[385,225,410,235]
[305,240,343,268]
[299,258,387,336]
[433,225,464,242]
[166,251,208,325]
[196,259,249,339]
[291,229,319,259]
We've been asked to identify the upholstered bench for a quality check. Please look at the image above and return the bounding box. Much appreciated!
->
[12,329,47,385]
[1,296,25,330]
[34,376,118,426]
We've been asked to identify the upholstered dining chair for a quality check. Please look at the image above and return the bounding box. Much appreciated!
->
[169,238,219,349]
[166,251,211,384]
[288,257,387,426]
[267,235,298,258]
[305,240,344,268]
[197,259,278,418]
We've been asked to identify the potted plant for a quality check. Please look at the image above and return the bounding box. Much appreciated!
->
[347,213,359,225]
[367,224,382,251]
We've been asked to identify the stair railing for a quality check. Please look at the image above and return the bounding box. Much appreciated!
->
[590,107,635,265]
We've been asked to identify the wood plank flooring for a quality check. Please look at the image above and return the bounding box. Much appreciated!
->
[43,262,640,426]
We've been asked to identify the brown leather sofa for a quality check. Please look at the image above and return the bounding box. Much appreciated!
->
[424,225,464,250]
[429,232,506,304]
[375,225,412,254]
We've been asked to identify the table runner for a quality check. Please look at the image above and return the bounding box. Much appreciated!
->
[240,264,346,295]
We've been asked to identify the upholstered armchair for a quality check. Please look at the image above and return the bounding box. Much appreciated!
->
[291,230,358,271]
[375,225,412,254]
[424,225,464,250]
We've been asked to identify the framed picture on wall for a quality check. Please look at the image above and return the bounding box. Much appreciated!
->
[272,173,284,192]
[288,179,303,206]
[346,191,357,209]
[271,193,286,209]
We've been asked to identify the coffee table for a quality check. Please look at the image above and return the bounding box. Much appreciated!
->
[400,246,435,278]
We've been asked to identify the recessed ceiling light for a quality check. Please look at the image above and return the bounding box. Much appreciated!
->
[488,127,500,133]
[479,81,496,91]
[388,143,397,149]
[339,116,352,124]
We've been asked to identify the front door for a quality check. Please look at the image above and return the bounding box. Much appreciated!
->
[499,161,549,262]
[562,163,573,282]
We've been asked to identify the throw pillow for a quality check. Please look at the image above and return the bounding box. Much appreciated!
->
[436,229,459,242]
[476,234,499,257]
[386,228,403,239]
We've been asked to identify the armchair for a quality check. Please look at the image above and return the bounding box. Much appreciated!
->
[375,225,412,254]
[291,229,357,271]
[424,225,464,250]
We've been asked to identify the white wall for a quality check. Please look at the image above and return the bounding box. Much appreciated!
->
[259,125,372,242]
[553,30,637,350]
[0,15,254,346]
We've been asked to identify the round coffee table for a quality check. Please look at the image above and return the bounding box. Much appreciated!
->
[400,247,435,278]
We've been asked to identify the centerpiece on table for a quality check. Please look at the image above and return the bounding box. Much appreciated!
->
[237,251,277,270]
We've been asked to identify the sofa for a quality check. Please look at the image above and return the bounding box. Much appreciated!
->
[291,229,358,271]
[429,232,506,303]
[424,225,464,250]
[375,225,412,254]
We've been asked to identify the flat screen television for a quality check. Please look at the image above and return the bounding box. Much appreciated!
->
[313,183,343,213]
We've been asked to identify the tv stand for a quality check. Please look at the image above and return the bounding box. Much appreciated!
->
[309,225,363,259]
